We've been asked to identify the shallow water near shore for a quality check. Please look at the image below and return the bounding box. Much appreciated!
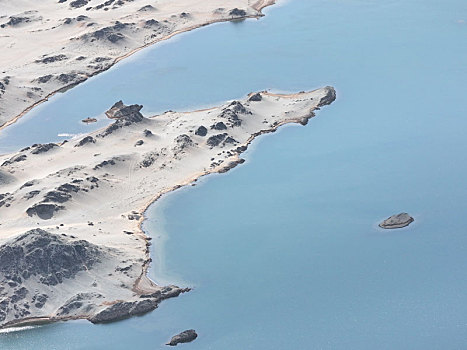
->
[1,0,467,348]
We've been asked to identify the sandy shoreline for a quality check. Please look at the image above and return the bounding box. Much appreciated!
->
[0,86,335,328]
[0,0,276,132]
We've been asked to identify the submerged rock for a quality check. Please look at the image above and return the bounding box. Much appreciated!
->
[379,213,414,229]
[166,329,198,346]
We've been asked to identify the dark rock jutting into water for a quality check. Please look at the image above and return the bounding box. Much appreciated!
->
[379,213,414,229]
[166,329,198,346]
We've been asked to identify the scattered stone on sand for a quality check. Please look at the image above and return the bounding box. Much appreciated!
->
[166,329,198,346]
[379,213,414,229]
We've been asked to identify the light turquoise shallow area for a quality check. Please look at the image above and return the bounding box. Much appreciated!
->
[1,0,467,349]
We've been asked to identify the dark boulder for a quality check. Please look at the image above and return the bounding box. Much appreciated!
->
[26,203,64,219]
[89,299,158,323]
[166,329,198,346]
[317,86,337,107]
[379,213,414,229]
[1,154,27,166]
[36,55,68,64]
[43,190,72,203]
[70,0,89,9]
[229,8,247,17]
[99,101,144,137]
[248,92,262,102]
[75,136,96,147]
[207,133,227,147]
[195,126,207,136]
[211,122,227,130]
[31,143,58,154]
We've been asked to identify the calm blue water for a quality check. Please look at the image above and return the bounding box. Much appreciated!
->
[1,0,467,348]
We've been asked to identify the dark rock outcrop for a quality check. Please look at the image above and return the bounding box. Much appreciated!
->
[99,102,144,137]
[70,0,89,9]
[138,5,156,11]
[36,55,68,64]
[56,292,103,316]
[31,143,58,154]
[211,122,227,130]
[89,299,158,323]
[166,329,198,346]
[139,152,159,168]
[43,190,71,203]
[24,190,40,200]
[318,86,337,107]
[207,133,227,147]
[0,229,104,288]
[26,203,64,219]
[379,213,414,229]
[229,8,247,17]
[94,159,116,169]
[248,92,262,102]
[84,22,128,43]
[75,136,96,147]
[36,75,53,83]
[173,135,193,152]
[228,101,250,114]
[195,126,208,136]
[1,154,27,166]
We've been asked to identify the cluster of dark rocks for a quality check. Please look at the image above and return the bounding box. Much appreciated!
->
[206,133,238,148]
[82,21,129,43]
[26,178,98,219]
[35,54,68,64]
[139,151,159,168]
[173,134,193,153]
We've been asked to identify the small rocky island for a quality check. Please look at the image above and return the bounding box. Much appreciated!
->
[167,329,198,346]
[379,213,414,229]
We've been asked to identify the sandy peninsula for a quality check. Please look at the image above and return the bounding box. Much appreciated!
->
[0,0,275,130]
[0,86,336,328]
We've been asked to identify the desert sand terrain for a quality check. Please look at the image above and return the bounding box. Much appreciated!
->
[0,0,275,129]
[0,86,335,328]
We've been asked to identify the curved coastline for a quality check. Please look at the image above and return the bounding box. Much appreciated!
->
[0,1,276,133]
[0,86,335,329]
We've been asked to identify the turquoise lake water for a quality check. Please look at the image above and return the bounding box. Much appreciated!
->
[1,0,467,348]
